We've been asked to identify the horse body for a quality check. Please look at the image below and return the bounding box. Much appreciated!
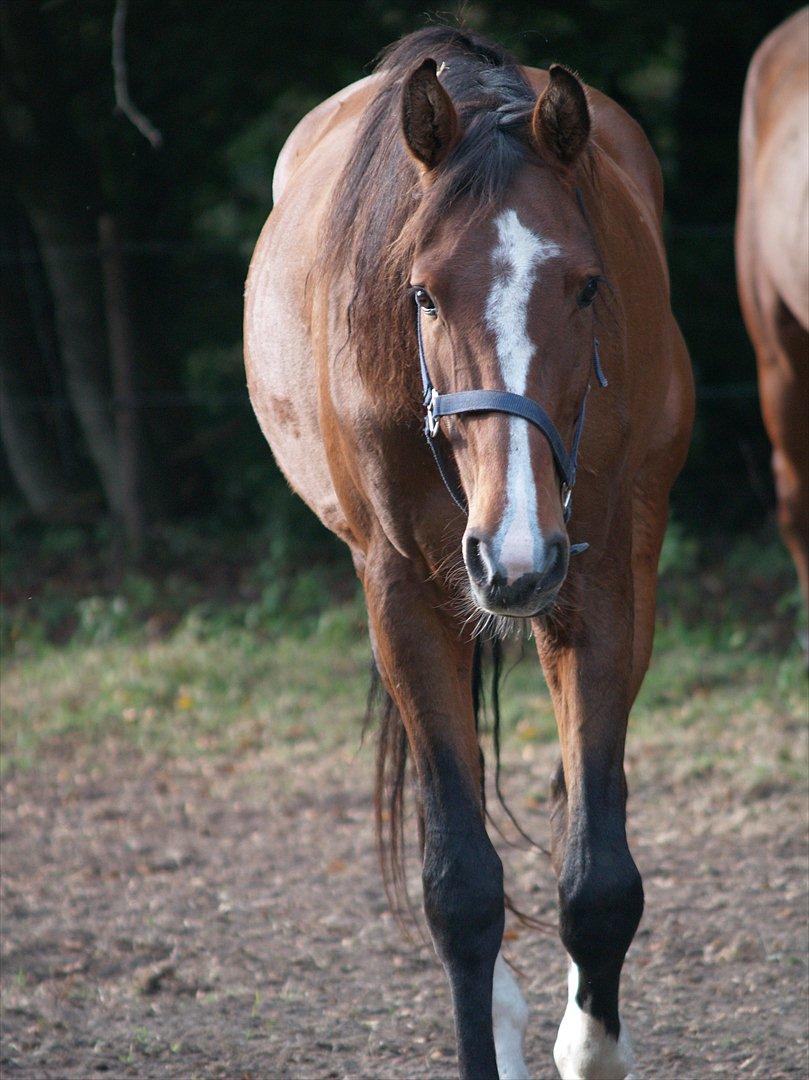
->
[736,6,809,604]
[246,28,692,1080]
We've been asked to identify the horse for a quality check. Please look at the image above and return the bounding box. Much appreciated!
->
[736,6,809,610]
[245,27,693,1080]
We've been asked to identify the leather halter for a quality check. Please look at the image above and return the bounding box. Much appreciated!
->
[416,301,608,555]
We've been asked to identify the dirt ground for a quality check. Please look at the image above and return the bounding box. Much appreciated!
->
[2,716,807,1080]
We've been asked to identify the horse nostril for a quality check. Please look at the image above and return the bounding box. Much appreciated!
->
[463,534,489,587]
[464,532,569,614]
[540,537,568,589]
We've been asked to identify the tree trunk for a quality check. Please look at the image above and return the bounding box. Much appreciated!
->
[29,209,125,518]
[99,213,144,555]
[0,193,76,518]
[1,1,124,518]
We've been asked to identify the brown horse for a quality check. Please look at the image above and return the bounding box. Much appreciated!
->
[245,27,693,1080]
[737,7,809,609]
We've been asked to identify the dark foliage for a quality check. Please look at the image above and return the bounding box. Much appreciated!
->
[0,0,802,570]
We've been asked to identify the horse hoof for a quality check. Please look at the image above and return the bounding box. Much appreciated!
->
[553,1005,634,1079]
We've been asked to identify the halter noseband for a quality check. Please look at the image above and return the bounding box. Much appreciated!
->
[416,302,608,556]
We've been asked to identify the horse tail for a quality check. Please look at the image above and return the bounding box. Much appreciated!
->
[366,664,413,929]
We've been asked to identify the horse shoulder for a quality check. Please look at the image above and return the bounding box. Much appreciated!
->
[743,6,808,134]
[247,93,376,547]
[739,12,808,222]
[738,9,809,333]
[272,75,379,203]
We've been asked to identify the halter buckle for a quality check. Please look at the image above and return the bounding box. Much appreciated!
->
[425,388,440,437]
[562,484,573,521]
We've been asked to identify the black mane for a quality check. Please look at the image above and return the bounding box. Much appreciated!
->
[376,26,537,206]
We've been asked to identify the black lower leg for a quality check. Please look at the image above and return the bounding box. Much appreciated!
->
[421,745,504,1079]
[552,760,643,1036]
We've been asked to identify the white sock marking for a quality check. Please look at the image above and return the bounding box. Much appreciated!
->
[553,962,634,1080]
[485,210,561,583]
[492,951,530,1080]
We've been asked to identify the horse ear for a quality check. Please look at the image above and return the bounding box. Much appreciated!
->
[401,59,459,171]
[531,64,590,167]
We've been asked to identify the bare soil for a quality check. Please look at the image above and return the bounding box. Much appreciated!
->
[2,721,807,1079]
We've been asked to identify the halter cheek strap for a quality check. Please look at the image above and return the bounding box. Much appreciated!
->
[416,303,608,555]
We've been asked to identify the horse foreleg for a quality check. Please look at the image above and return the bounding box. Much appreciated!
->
[363,536,505,1080]
[536,549,642,1080]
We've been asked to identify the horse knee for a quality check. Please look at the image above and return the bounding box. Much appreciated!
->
[558,851,644,971]
[422,830,504,967]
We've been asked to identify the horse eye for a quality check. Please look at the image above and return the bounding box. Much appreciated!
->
[414,288,437,316]
[578,278,599,307]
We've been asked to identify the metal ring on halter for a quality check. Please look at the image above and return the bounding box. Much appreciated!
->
[426,388,440,437]
[562,484,573,521]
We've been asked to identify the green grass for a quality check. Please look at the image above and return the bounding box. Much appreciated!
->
[1,525,806,778]
[0,598,371,773]
[490,614,807,784]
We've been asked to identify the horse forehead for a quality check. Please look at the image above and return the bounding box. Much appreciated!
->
[425,208,563,313]
[444,207,565,285]
[483,209,559,384]
[490,208,563,275]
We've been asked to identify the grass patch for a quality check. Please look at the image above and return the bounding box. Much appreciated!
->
[1,523,806,777]
[1,597,371,773]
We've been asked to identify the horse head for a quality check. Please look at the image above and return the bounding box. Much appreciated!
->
[401,62,604,618]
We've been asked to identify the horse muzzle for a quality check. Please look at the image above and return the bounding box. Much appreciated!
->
[463,531,569,617]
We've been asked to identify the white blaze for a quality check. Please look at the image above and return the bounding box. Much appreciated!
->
[553,962,634,1080]
[485,209,561,584]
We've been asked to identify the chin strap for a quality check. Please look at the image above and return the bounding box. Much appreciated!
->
[416,304,608,556]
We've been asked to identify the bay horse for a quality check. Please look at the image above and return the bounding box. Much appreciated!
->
[737,6,809,609]
[245,27,693,1080]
